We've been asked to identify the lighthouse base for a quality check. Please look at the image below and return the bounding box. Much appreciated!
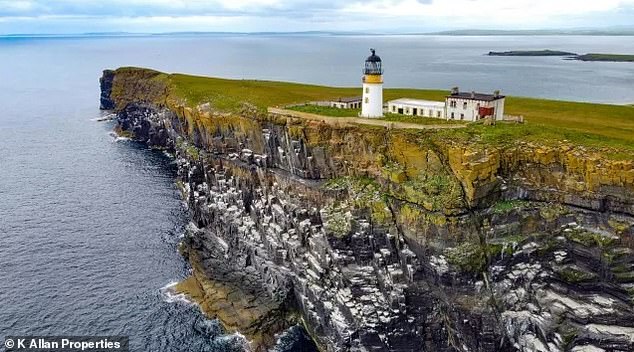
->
[361,82,383,118]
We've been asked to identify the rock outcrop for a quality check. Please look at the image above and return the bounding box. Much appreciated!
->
[100,68,634,352]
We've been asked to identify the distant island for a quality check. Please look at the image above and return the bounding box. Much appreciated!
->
[488,50,576,57]
[488,50,634,62]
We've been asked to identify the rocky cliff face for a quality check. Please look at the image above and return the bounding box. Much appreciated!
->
[101,68,634,352]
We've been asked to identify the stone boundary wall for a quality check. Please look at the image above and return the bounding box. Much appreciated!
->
[267,107,467,131]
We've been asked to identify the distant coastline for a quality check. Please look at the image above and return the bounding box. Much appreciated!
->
[432,29,634,36]
[2,27,634,38]
[488,50,634,63]
[487,50,576,57]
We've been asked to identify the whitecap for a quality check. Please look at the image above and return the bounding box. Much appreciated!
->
[92,113,116,122]
[159,281,193,305]
[215,333,249,351]
[108,131,131,142]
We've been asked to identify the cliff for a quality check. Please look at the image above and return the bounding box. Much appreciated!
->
[101,68,634,352]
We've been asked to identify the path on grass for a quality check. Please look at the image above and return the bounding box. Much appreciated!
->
[268,108,467,130]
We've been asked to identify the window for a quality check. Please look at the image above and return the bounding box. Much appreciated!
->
[405,108,410,114]
[460,113,464,120]
[451,112,455,119]
[437,111,441,118]
[365,97,369,104]
[392,106,396,112]
[365,87,370,94]
[429,109,433,117]
[463,102,468,110]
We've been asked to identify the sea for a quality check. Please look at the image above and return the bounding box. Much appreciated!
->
[0,34,633,351]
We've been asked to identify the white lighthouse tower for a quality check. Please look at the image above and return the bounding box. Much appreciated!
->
[361,48,384,118]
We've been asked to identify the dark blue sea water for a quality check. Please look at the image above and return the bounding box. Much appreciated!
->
[0,34,633,352]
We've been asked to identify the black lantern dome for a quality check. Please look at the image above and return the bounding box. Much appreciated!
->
[364,48,383,75]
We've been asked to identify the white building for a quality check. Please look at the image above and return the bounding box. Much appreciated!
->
[387,99,445,119]
[361,49,384,118]
[445,88,505,121]
[386,88,506,122]
[329,97,362,109]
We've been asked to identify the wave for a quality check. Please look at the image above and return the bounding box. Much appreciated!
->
[92,113,116,122]
[159,281,194,305]
[108,131,131,142]
[269,325,318,352]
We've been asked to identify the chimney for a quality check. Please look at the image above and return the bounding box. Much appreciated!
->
[471,91,476,98]
[451,86,459,95]
[494,90,501,98]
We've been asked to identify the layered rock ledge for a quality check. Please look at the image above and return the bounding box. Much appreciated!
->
[101,68,634,352]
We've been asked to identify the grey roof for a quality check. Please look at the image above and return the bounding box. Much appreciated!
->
[388,98,445,108]
[335,96,362,103]
[447,92,505,102]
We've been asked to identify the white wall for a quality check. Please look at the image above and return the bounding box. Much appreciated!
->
[330,101,361,109]
[387,102,445,119]
[493,99,505,120]
[445,97,505,122]
[361,83,383,118]
[446,98,477,121]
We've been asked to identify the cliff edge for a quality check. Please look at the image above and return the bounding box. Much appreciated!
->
[101,68,634,352]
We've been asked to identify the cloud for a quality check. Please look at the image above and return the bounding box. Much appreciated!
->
[0,0,632,33]
[0,0,349,17]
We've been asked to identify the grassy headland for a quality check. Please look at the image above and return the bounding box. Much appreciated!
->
[288,105,361,117]
[116,67,634,156]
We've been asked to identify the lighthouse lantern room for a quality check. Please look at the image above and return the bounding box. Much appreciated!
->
[361,48,384,118]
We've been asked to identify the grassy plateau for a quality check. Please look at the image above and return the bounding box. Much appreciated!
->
[134,69,634,156]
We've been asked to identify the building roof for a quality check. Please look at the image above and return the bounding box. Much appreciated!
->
[388,98,445,108]
[447,92,505,102]
[366,48,382,63]
[333,96,362,103]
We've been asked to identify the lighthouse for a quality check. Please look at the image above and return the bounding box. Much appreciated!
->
[361,48,384,118]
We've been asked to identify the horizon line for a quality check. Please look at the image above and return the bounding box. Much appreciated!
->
[2,26,634,37]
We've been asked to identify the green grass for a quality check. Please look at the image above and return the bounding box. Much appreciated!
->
[557,266,597,283]
[169,74,361,114]
[136,69,634,154]
[380,113,463,125]
[491,200,530,214]
[577,54,634,62]
[168,73,451,113]
[288,105,360,117]
[287,106,463,125]
[433,113,634,153]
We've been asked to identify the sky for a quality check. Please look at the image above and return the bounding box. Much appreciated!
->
[0,0,633,34]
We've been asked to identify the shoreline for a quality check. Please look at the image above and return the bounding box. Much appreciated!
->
[99,67,634,351]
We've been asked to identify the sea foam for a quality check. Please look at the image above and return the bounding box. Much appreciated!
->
[159,281,193,305]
